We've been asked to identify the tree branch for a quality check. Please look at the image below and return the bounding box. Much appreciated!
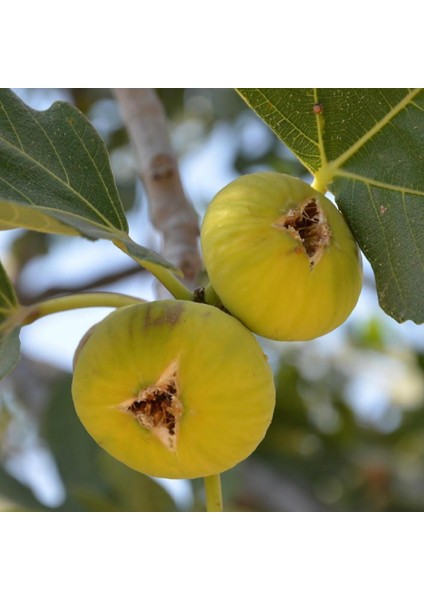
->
[113,89,202,285]
[17,265,143,305]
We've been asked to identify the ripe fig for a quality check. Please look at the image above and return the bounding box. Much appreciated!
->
[201,172,363,341]
[72,300,275,479]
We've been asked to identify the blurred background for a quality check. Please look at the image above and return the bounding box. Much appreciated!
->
[0,88,423,511]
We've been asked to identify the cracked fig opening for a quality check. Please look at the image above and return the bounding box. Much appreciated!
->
[274,198,331,268]
[119,361,182,451]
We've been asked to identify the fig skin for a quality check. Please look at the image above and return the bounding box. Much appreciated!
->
[72,300,275,479]
[201,172,363,341]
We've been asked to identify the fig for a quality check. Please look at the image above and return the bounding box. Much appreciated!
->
[201,172,363,341]
[72,300,275,479]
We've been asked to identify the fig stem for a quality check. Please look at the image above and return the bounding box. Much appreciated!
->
[20,292,143,326]
[204,474,223,512]
[112,238,193,301]
[311,176,327,194]
[143,261,194,301]
[203,283,223,308]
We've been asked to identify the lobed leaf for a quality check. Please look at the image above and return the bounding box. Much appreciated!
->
[237,88,424,324]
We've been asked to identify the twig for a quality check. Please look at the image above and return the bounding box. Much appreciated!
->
[113,89,202,285]
[17,265,143,305]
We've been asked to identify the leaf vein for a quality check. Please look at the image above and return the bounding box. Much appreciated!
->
[410,101,424,113]
[25,106,70,185]
[402,191,424,271]
[251,89,319,149]
[0,135,118,229]
[329,88,422,173]
[0,174,38,205]
[313,88,327,169]
[0,99,24,151]
[366,183,406,307]
[336,170,424,197]
[64,118,126,231]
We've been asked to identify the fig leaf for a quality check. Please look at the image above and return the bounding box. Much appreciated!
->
[0,260,20,380]
[237,88,424,324]
[0,89,178,274]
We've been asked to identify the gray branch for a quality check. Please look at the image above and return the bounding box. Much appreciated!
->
[113,89,202,285]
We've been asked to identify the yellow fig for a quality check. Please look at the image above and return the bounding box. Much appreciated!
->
[201,172,363,341]
[72,300,275,479]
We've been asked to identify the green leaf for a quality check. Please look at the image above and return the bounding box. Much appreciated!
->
[0,327,20,380]
[0,260,20,380]
[114,235,182,275]
[0,88,128,238]
[0,259,17,312]
[0,89,181,279]
[237,88,424,324]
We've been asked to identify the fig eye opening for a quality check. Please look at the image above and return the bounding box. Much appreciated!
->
[120,362,182,451]
[276,198,331,269]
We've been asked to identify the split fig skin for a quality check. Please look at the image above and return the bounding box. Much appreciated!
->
[201,172,363,341]
[72,300,275,479]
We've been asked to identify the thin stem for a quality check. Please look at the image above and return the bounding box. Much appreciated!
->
[146,262,194,301]
[311,176,327,194]
[112,238,194,301]
[204,474,223,512]
[18,264,142,305]
[20,292,143,326]
[203,283,223,308]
